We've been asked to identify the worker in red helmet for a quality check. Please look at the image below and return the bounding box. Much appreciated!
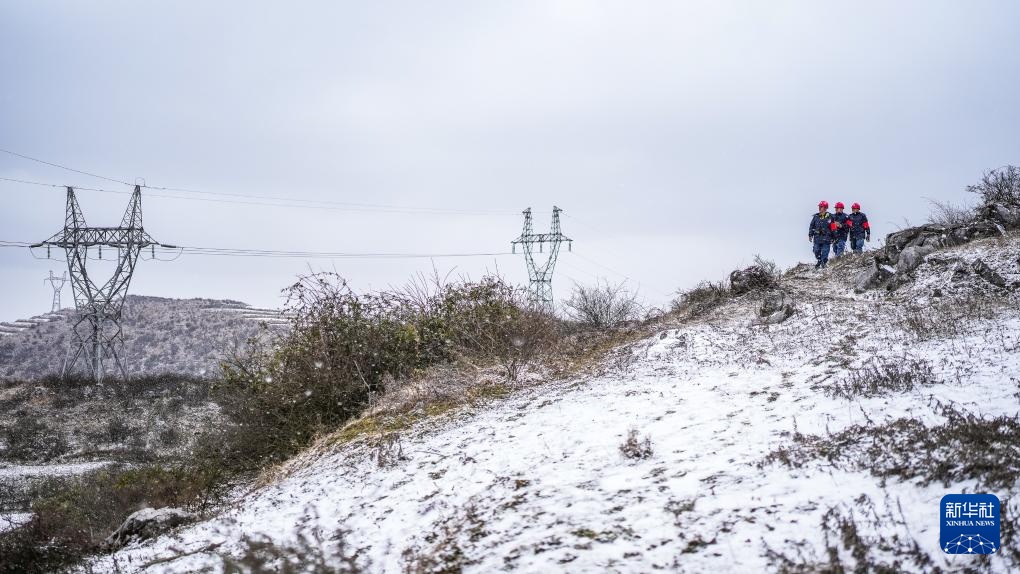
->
[847,202,871,253]
[831,202,850,257]
[808,201,836,269]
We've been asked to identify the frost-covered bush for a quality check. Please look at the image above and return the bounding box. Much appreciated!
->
[619,429,653,460]
[926,198,977,226]
[219,272,554,467]
[671,280,729,318]
[968,165,1020,207]
[0,463,222,574]
[563,279,642,329]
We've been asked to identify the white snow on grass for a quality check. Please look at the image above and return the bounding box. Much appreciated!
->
[0,461,112,479]
[86,238,1020,573]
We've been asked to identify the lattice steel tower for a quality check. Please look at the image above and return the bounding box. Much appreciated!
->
[32,186,173,382]
[44,270,68,313]
[511,207,571,311]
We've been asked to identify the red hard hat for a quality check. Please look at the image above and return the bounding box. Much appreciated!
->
[851,202,861,210]
[818,200,829,208]
[835,202,845,209]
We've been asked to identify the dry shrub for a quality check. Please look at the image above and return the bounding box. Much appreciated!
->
[765,495,936,573]
[619,429,653,460]
[218,272,555,469]
[222,527,365,573]
[898,295,997,340]
[563,279,642,329]
[0,463,224,574]
[402,502,487,573]
[822,357,937,400]
[762,405,1020,489]
[967,165,1020,206]
[925,197,977,226]
[671,281,729,318]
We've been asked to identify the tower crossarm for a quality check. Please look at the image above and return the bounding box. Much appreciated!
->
[512,232,572,245]
[32,227,157,249]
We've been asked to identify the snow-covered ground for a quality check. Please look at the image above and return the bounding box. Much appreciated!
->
[0,461,112,479]
[86,236,1020,572]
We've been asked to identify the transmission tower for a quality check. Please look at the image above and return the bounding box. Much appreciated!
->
[44,270,68,313]
[31,186,174,382]
[511,207,572,311]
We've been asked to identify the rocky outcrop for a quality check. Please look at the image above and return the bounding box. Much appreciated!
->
[853,264,896,293]
[878,221,1002,270]
[977,202,1020,228]
[755,290,795,325]
[729,265,777,295]
[971,259,1007,288]
[105,507,196,549]
[856,202,1018,292]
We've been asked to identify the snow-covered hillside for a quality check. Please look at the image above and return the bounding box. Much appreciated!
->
[0,296,288,381]
[88,235,1020,572]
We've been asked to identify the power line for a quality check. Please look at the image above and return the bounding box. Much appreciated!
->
[0,175,523,216]
[7,239,512,260]
[0,147,526,215]
[162,246,515,260]
[0,148,132,186]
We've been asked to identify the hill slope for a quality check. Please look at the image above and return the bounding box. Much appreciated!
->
[0,296,288,380]
[88,234,1020,572]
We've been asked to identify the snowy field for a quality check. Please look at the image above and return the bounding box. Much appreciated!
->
[86,237,1020,572]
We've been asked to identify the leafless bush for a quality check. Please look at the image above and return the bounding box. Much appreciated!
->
[898,295,996,340]
[619,429,653,460]
[752,254,782,285]
[664,498,696,527]
[925,197,977,226]
[765,495,936,572]
[967,165,1020,206]
[222,527,364,573]
[373,433,406,469]
[563,279,642,329]
[762,405,1020,489]
[822,357,937,400]
[402,502,487,573]
[671,281,729,318]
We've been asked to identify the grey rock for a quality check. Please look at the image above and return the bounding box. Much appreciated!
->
[948,221,1000,245]
[756,290,795,325]
[950,262,971,282]
[971,259,1006,287]
[895,245,936,274]
[105,507,197,549]
[977,203,1020,227]
[854,264,895,293]
[729,265,775,295]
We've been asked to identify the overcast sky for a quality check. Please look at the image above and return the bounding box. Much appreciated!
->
[2,0,1018,320]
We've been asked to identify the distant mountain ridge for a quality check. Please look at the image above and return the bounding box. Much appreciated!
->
[0,295,290,381]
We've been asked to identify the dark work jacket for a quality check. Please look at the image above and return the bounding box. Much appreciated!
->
[847,212,870,238]
[809,212,837,242]
[831,212,851,240]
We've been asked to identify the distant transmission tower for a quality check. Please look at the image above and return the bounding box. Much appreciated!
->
[44,270,68,313]
[31,185,174,382]
[511,207,572,311]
